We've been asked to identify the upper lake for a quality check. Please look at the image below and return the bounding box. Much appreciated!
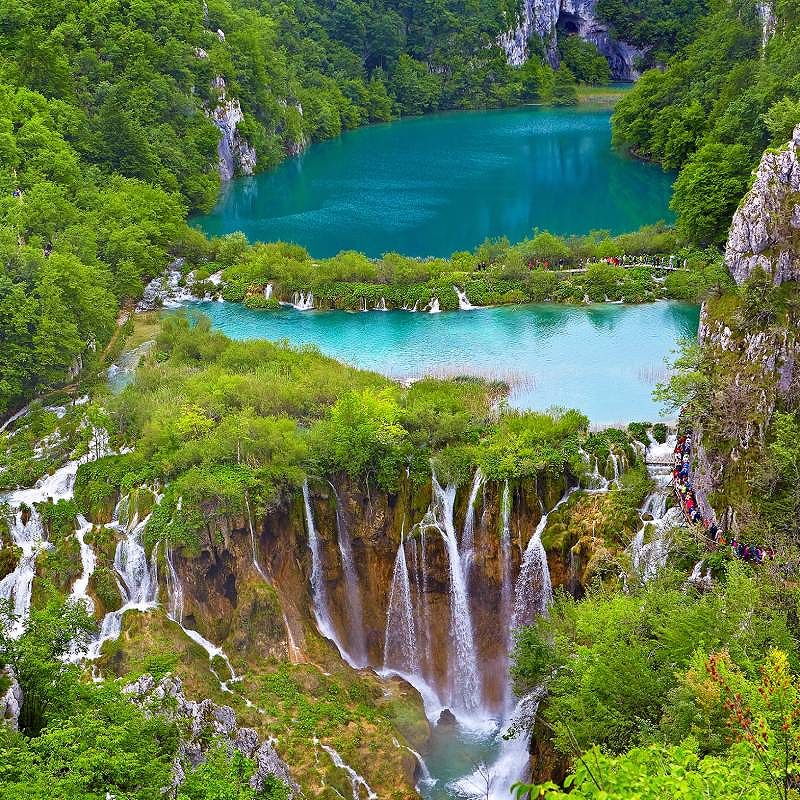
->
[193,106,675,258]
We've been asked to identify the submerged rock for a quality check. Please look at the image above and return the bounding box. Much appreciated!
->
[125,674,299,797]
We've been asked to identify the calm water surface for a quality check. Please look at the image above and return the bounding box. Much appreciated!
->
[193,107,675,258]
[187,301,699,423]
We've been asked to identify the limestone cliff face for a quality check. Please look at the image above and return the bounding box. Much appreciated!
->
[725,124,800,287]
[208,77,257,182]
[501,0,647,80]
[167,471,574,716]
[694,126,800,529]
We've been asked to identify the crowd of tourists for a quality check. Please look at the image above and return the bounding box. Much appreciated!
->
[673,433,773,564]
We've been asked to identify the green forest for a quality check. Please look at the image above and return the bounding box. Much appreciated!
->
[2,0,800,796]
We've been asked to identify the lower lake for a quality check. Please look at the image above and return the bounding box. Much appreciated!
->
[185,301,700,423]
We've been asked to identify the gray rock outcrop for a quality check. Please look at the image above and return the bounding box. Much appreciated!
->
[501,0,647,80]
[693,125,800,531]
[125,673,299,797]
[725,124,800,287]
[0,669,22,731]
[209,77,257,182]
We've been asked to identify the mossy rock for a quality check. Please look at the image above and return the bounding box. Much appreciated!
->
[88,564,123,617]
[0,545,21,580]
[95,609,225,704]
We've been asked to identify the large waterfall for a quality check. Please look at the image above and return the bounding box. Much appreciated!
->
[461,468,484,573]
[86,501,160,659]
[430,475,480,716]
[330,483,368,667]
[1,428,107,637]
[383,531,419,675]
[512,490,574,629]
[302,480,361,669]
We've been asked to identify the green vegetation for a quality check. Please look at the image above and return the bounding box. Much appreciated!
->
[206,223,721,314]
[512,563,800,799]
[596,0,710,65]
[89,313,593,547]
[0,600,287,799]
[612,0,800,244]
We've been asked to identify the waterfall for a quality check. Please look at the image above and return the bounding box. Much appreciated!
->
[393,737,435,788]
[418,526,433,678]
[0,446,96,636]
[164,545,185,625]
[427,298,441,314]
[453,285,476,310]
[263,283,273,299]
[244,491,266,580]
[375,297,387,311]
[511,491,575,629]
[461,468,484,573]
[302,480,359,668]
[453,689,544,800]
[329,483,367,667]
[0,509,45,636]
[320,743,377,800]
[429,475,480,715]
[383,531,418,675]
[163,545,238,689]
[631,435,682,582]
[360,297,368,312]
[290,291,314,310]
[499,481,514,677]
[69,515,97,613]
[85,504,160,659]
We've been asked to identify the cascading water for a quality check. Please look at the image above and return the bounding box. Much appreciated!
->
[461,468,484,574]
[0,431,107,636]
[320,742,377,800]
[85,499,160,659]
[302,480,361,668]
[288,291,314,311]
[383,530,419,675]
[69,514,97,613]
[429,475,480,716]
[375,297,388,311]
[263,283,273,299]
[427,298,441,314]
[0,509,45,636]
[453,286,476,310]
[453,689,545,800]
[163,545,237,689]
[329,483,367,666]
[498,480,514,700]
[512,491,575,629]
[630,435,683,582]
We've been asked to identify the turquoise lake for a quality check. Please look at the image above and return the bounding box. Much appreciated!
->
[193,107,675,258]
[187,301,700,423]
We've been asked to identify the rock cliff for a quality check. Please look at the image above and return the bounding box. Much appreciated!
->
[208,77,257,182]
[694,125,800,529]
[124,673,299,796]
[725,124,800,287]
[501,0,647,81]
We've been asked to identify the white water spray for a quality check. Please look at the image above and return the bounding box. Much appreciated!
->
[383,530,418,674]
[429,475,480,715]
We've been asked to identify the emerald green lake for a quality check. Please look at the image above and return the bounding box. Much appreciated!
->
[187,301,699,423]
[193,107,675,258]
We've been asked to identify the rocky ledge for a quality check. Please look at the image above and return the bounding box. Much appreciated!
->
[124,674,299,797]
[726,123,800,286]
